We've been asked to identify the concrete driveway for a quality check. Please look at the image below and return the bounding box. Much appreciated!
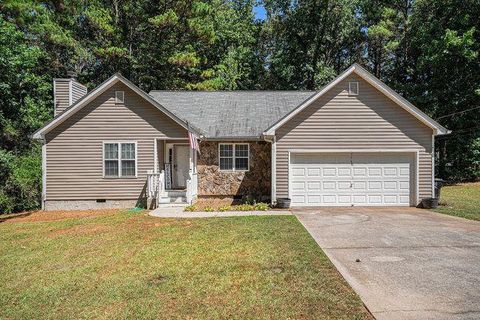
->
[294,207,480,320]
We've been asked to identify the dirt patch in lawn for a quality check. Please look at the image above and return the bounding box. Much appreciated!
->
[1,209,120,223]
[48,223,112,238]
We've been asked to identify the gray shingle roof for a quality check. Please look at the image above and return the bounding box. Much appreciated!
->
[148,91,316,138]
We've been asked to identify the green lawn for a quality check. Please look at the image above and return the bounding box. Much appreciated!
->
[434,182,480,221]
[0,210,370,319]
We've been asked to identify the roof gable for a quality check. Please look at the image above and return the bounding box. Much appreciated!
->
[33,74,196,139]
[264,64,450,136]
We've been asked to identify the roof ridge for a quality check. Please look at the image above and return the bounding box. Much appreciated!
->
[149,90,316,93]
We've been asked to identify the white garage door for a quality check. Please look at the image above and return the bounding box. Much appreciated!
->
[290,153,413,206]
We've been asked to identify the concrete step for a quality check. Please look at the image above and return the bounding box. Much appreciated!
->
[158,196,187,204]
[155,203,188,209]
[165,190,187,197]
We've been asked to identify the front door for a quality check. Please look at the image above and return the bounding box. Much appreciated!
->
[173,145,189,189]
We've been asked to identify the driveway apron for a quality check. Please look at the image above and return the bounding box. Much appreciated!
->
[295,207,480,320]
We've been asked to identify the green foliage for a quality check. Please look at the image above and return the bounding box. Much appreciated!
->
[204,206,215,212]
[148,10,179,27]
[218,205,232,212]
[233,204,255,211]
[254,203,270,211]
[0,147,42,213]
[184,205,197,212]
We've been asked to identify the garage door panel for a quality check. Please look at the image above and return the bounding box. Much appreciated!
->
[290,152,413,206]
[338,195,351,204]
[307,168,320,176]
[292,168,306,177]
[353,181,366,190]
[384,195,398,204]
[307,182,321,191]
[384,181,398,190]
[399,167,410,176]
[368,168,382,176]
[323,168,336,176]
[399,181,409,190]
[292,181,305,191]
[368,195,382,204]
[338,181,351,190]
[338,167,352,176]
[322,181,336,190]
[353,167,367,176]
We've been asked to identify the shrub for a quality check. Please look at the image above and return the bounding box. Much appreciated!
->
[204,206,214,212]
[254,202,270,211]
[233,204,255,211]
[243,196,256,205]
[218,205,232,212]
[184,205,197,212]
[0,147,42,214]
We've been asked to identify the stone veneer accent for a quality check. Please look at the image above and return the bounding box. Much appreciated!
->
[197,141,271,198]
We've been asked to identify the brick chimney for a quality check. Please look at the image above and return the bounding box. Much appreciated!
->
[53,72,87,116]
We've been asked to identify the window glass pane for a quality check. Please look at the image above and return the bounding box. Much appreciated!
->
[104,143,118,160]
[235,144,248,157]
[105,160,119,176]
[121,160,136,176]
[121,143,135,159]
[220,157,233,170]
[235,157,248,170]
[219,144,233,157]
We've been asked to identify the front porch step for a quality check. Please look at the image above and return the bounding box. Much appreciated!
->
[158,196,187,204]
[165,190,187,197]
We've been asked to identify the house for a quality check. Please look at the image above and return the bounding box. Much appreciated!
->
[33,64,449,210]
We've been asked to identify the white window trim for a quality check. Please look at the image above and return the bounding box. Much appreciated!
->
[348,81,359,95]
[103,141,138,178]
[218,143,250,172]
[115,91,124,103]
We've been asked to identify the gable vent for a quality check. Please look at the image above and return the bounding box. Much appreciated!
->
[115,91,124,104]
[348,81,359,95]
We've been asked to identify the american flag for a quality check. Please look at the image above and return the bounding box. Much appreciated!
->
[188,130,200,153]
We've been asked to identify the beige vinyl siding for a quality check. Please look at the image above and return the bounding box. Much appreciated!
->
[276,74,434,203]
[45,82,187,200]
[53,79,70,116]
[54,79,87,116]
[71,80,87,104]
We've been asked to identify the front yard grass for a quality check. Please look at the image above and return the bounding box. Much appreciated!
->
[0,210,370,319]
[434,182,480,221]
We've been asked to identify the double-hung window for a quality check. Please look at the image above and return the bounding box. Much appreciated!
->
[104,142,137,177]
[219,143,249,171]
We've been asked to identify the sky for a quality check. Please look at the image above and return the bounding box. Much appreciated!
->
[253,5,267,20]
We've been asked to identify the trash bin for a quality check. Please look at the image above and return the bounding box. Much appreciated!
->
[277,198,291,209]
[421,197,439,209]
[435,178,445,199]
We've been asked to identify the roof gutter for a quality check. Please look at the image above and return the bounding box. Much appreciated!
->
[202,136,264,141]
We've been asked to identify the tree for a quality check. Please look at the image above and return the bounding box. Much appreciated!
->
[262,0,363,89]
[406,0,480,180]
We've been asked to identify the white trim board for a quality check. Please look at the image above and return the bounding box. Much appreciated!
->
[33,74,199,139]
[264,63,450,136]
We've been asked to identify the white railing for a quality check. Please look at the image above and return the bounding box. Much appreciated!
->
[147,170,165,203]
[186,172,198,204]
